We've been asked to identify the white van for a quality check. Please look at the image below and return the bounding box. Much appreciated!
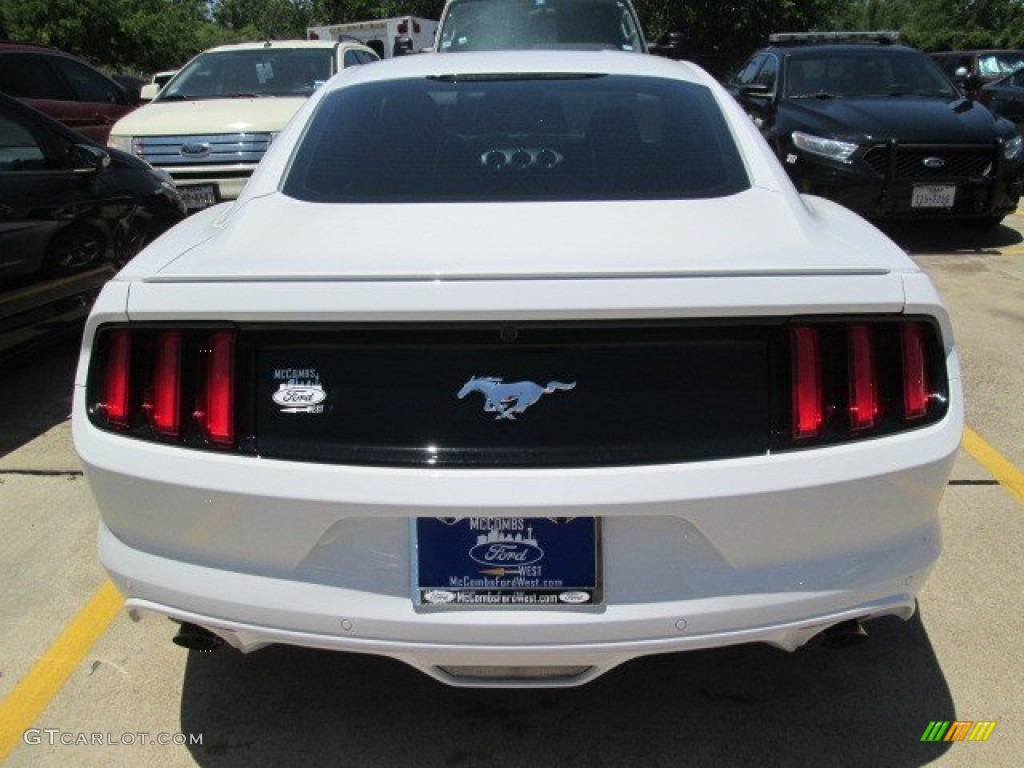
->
[107,40,378,211]
[307,16,439,58]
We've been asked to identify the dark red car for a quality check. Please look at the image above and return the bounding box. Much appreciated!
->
[0,41,136,143]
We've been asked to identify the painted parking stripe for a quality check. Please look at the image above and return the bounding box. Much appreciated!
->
[962,427,1024,506]
[0,581,123,761]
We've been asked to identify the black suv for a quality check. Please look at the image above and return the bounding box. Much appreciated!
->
[728,32,1024,227]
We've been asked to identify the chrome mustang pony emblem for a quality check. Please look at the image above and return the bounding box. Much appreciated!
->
[457,376,576,420]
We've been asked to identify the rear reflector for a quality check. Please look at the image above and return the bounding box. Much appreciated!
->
[101,329,132,428]
[847,324,878,430]
[901,323,929,419]
[791,326,822,440]
[150,331,182,438]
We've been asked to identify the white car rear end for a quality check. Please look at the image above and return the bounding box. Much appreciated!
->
[74,52,962,688]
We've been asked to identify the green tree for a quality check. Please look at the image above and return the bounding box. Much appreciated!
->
[0,0,227,73]
[831,0,1024,50]
[636,0,843,77]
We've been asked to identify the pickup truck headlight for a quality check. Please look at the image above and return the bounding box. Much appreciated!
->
[1004,135,1023,161]
[792,131,859,164]
[107,136,142,156]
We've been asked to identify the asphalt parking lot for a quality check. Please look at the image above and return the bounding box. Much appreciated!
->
[0,210,1022,767]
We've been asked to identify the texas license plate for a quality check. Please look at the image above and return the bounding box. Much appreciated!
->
[415,517,600,607]
[177,183,219,210]
[911,184,956,208]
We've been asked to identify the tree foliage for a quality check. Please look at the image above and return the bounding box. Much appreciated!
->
[831,0,1024,50]
[1,0,1022,77]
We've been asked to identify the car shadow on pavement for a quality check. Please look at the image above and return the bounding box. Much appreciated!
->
[179,611,954,767]
[0,333,80,460]
[879,219,1023,255]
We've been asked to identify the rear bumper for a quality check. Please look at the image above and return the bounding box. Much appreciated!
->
[84,379,961,686]
[106,522,929,688]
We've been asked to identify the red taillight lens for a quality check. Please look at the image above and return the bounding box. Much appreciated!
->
[848,324,878,430]
[150,331,182,438]
[791,326,822,440]
[902,323,929,419]
[398,21,408,34]
[101,329,132,428]
[198,331,235,446]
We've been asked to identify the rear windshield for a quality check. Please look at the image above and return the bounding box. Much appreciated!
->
[438,0,644,53]
[158,49,333,101]
[282,74,750,203]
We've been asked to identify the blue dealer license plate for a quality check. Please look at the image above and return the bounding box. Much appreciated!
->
[415,517,600,607]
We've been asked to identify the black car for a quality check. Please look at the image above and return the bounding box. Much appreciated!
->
[980,67,1024,132]
[728,32,1024,227]
[0,91,185,356]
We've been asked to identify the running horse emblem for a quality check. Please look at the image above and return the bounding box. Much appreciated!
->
[457,376,576,420]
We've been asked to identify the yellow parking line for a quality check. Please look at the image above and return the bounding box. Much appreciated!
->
[0,581,122,761]
[962,427,1024,506]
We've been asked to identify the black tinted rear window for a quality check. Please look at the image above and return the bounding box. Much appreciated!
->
[282,74,750,203]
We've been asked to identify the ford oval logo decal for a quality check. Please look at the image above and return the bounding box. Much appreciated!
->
[180,141,211,158]
[922,156,945,169]
[272,387,323,411]
[469,540,545,567]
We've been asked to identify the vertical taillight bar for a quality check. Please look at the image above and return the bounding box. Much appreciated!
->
[791,326,822,440]
[902,323,929,419]
[848,324,878,430]
[102,330,132,428]
[150,331,182,438]
[202,331,236,446]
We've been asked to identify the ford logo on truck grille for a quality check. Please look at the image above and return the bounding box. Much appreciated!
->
[922,156,946,169]
[180,142,212,158]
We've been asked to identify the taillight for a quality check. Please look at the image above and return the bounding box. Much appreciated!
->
[847,324,878,430]
[149,331,182,438]
[901,323,929,419]
[101,329,132,428]
[780,318,946,448]
[791,326,822,440]
[89,327,243,451]
[197,331,235,446]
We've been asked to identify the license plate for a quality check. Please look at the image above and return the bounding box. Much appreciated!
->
[415,517,600,607]
[177,183,219,210]
[911,184,956,208]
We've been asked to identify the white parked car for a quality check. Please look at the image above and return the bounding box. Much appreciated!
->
[107,40,379,212]
[74,50,963,688]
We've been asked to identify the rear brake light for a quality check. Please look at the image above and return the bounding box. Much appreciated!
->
[847,324,878,430]
[791,326,822,439]
[198,331,236,446]
[90,326,242,450]
[149,331,182,438]
[782,319,945,447]
[901,323,929,419]
[101,329,132,428]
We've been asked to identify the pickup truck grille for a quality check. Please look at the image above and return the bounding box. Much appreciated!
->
[863,144,995,179]
[136,133,272,167]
